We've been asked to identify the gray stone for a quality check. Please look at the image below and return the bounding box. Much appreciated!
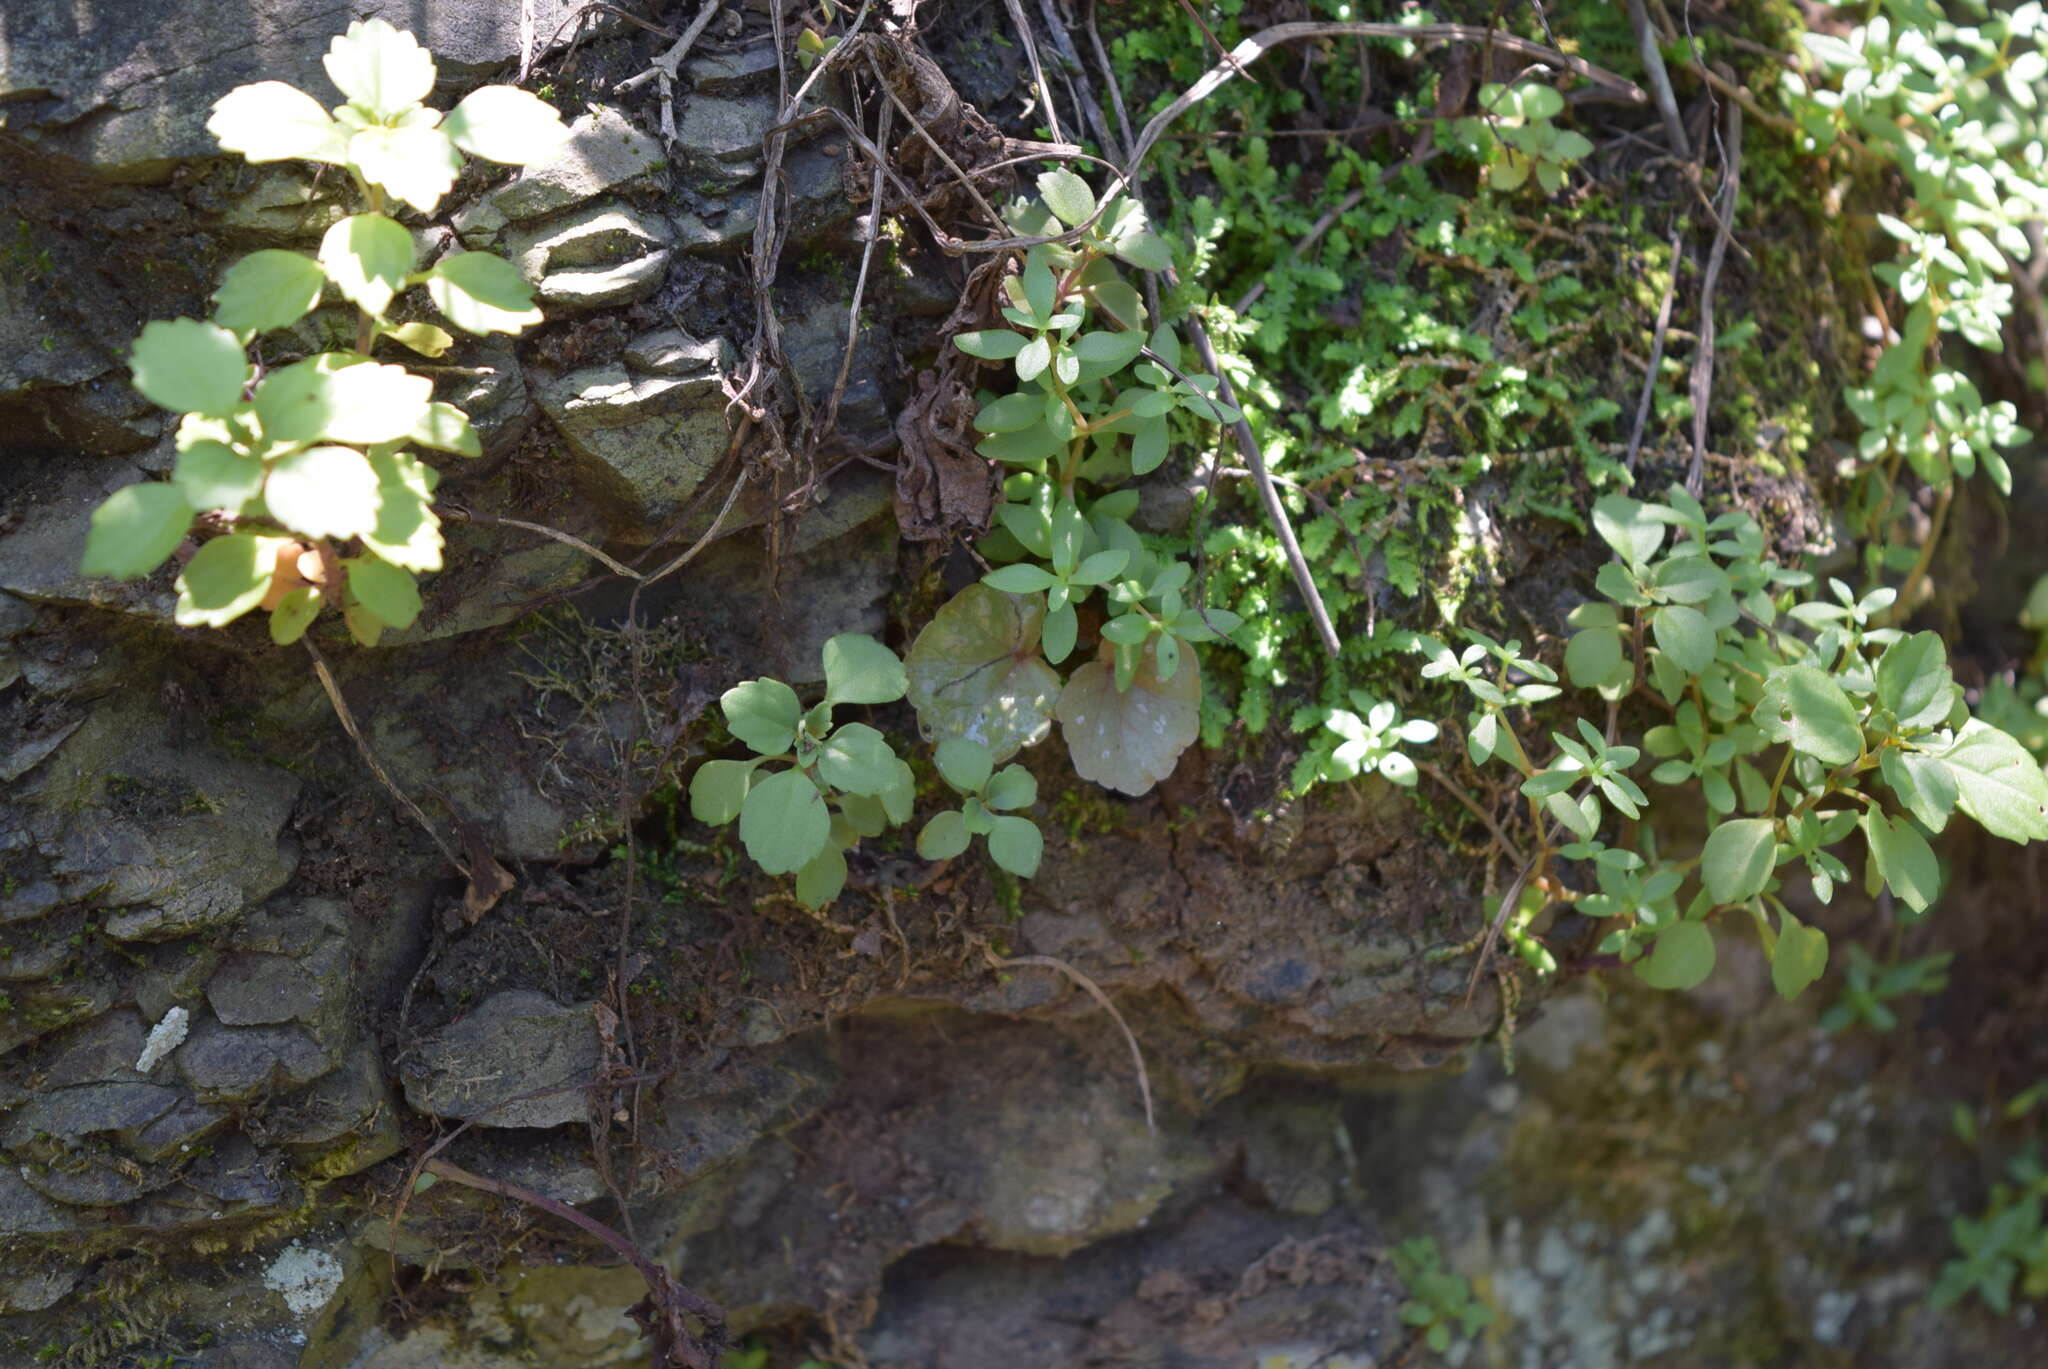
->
[0,1165,74,1235]
[404,990,600,1128]
[781,284,893,452]
[178,1016,335,1102]
[626,329,734,377]
[46,1011,148,1084]
[216,167,348,239]
[0,0,592,176]
[675,94,777,163]
[534,364,733,543]
[540,251,673,309]
[502,201,674,310]
[127,1096,229,1164]
[4,1082,181,1144]
[671,143,853,251]
[19,1149,172,1206]
[207,904,350,1045]
[487,107,667,222]
[445,347,533,452]
[0,458,170,615]
[686,46,781,93]
[0,1262,79,1313]
[276,1047,404,1179]
[0,980,116,1058]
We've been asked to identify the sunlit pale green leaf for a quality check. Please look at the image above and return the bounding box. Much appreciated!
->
[689,758,758,825]
[174,533,284,628]
[1938,720,2048,842]
[1757,665,1863,766]
[324,17,436,120]
[1874,630,1955,730]
[723,678,803,755]
[988,815,1043,876]
[320,213,415,317]
[268,586,323,645]
[82,483,193,579]
[361,448,443,572]
[266,444,382,539]
[822,633,907,706]
[130,319,248,418]
[206,81,350,164]
[1036,167,1096,227]
[172,439,265,511]
[1651,604,1715,674]
[254,354,432,445]
[441,85,571,164]
[212,250,326,334]
[385,321,454,358]
[426,252,544,334]
[408,401,481,457]
[1112,231,1173,272]
[347,124,462,214]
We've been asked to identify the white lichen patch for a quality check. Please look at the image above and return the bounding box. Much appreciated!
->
[263,1242,344,1315]
[134,1006,190,1072]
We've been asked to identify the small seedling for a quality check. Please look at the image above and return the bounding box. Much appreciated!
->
[917,738,1044,877]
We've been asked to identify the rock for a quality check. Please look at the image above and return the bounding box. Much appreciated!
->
[484,107,667,223]
[0,1166,74,1235]
[215,167,347,239]
[781,284,894,452]
[44,1009,149,1084]
[0,980,116,1059]
[0,1262,78,1313]
[675,95,776,163]
[0,458,169,615]
[177,1016,335,1102]
[442,346,533,453]
[207,901,351,1051]
[403,990,600,1128]
[277,1048,404,1179]
[625,328,734,377]
[126,1095,228,1164]
[501,202,674,311]
[0,0,592,177]
[533,364,733,543]
[3,1082,181,1145]
[686,47,780,93]
[671,143,853,251]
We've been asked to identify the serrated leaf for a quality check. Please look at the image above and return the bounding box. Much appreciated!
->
[320,213,415,317]
[265,444,382,539]
[361,448,443,572]
[1863,810,1940,913]
[738,767,831,875]
[172,439,265,512]
[988,815,1043,876]
[82,483,194,579]
[212,250,326,334]
[408,401,481,457]
[174,533,283,628]
[904,585,1062,761]
[254,354,432,445]
[1701,817,1776,904]
[1770,913,1828,1001]
[935,737,994,794]
[822,633,906,706]
[324,17,436,120]
[794,844,848,908]
[1636,920,1716,990]
[816,722,900,796]
[689,758,758,825]
[206,81,350,164]
[1056,650,1200,796]
[341,554,421,629]
[347,124,462,214]
[1757,665,1863,766]
[722,678,803,755]
[1036,167,1097,227]
[426,252,544,334]
[441,85,571,164]
[268,586,323,644]
[130,319,248,418]
[1937,720,2048,841]
[917,810,971,861]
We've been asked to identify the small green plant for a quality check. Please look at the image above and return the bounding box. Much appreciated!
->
[78,18,568,644]
[1452,80,1596,193]
[917,738,1044,877]
[1295,692,1440,790]
[904,170,1241,796]
[1818,945,1953,1032]
[1389,1236,1491,1355]
[1933,1146,2048,1313]
[688,635,918,908]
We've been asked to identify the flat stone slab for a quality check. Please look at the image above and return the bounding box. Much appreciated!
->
[402,990,600,1128]
[534,364,733,543]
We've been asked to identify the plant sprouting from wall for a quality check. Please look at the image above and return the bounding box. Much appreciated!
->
[78,18,567,645]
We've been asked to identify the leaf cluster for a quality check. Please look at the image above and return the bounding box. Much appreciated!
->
[80,19,568,645]
[1388,1236,1492,1355]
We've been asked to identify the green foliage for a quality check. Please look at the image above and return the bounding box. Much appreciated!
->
[1451,81,1597,193]
[79,18,568,645]
[1818,945,1952,1032]
[1388,1236,1492,1355]
[903,173,1242,796]
[1933,1145,2048,1314]
[918,738,1045,877]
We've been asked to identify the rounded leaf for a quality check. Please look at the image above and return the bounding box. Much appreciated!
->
[1056,651,1201,796]
[1036,167,1097,227]
[1938,721,2048,842]
[987,815,1043,877]
[206,81,349,163]
[347,124,462,214]
[1701,817,1776,905]
[1770,914,1829,1001]
[1635,921,1716,991]
[722,678,802,755]
[689,758,758,825]
[320,213,416,317]
[905,586,1061,762]
[816,722,901,796]
[266,445,382,539]
[361,448,444,572]
[917,811,971,861]
[130,319,248,418]
[441,85,571,164]
[324,18,436,120]
[426,252,544,335]
[267,586,324,644]
[739,768,831,875]
[82,482,193,580]
[955,330,1028,360]
[935,737,994,794]
[212,250,326,334]
[1650,604,1715,675]
[1756,665,1862,766]
[986,764,1037,811]
[172,439,265,512]
[174,533,283,628]
[822,633,907,706]
[342,554,422,629]
[794,845,849,909]
[1864,811,1940,913]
